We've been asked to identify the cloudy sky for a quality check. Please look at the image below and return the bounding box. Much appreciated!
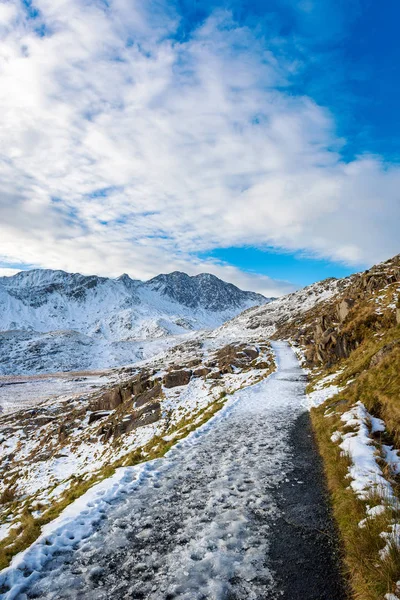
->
[0,0,399,295]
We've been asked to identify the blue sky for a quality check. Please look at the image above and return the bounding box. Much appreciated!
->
[0,0,399,294]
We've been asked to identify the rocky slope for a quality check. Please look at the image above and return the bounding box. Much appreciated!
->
[274,254,400,366]
[0,269,268,375]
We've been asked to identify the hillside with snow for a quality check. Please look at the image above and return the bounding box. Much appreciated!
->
[0,269,268,375]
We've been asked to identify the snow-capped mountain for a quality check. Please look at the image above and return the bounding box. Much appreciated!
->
[0,269,268,374]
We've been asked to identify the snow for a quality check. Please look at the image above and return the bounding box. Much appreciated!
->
[0,342,308,600]
[307,372,342,408]
[334,402,397,501]
[0,523,16,543]
[382,444,400,475]
[0,269,268,375]
[0,372,117,415]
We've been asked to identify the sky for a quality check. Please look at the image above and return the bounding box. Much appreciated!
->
[0,0,399,296]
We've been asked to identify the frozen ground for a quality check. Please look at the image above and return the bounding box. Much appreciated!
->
[0,343,341,600]
[0,372,117,416]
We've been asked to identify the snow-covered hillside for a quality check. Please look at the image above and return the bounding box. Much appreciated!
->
[0,269,268,375]
[203,275,347,349]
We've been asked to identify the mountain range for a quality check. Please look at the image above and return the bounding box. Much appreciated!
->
[0,269,269,374]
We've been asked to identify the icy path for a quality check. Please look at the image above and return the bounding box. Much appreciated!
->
[3,342,310,600]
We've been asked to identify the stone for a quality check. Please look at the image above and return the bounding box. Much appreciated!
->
[186,358,202,368]
[369,340,399,368]
[207,371,222,380]
[88,411,110,424]
[242,347,259,360]
[120,385,134,402]
[114,402,161,438]
[192,367,211,378]
[163,370,192,388]
[92,388,122,411]
[134,383,162,408]
[336,298,355,322]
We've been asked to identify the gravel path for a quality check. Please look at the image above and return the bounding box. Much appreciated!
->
[2,342,346,600]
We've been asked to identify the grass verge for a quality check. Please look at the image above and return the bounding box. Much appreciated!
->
[311,391,400,600]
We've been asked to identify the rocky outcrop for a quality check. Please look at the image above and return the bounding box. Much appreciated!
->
[279,255,400,368]
[134,383,162,408]
[112,402,161,439]
[89,371,159,412]
[93,388,123,411]
[88,411,111,424]
[207,371,222,380]
[214,344,259,373]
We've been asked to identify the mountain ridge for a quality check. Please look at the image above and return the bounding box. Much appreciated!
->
[0,268,269,374]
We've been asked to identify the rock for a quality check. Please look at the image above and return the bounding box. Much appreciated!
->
[315,316,328,337]
[319,328,336,347]
[336,298,355,322]
[192,367,211,378]
[205,360,218,368]
[163,370,192,388]
[58,424,68,442]
[134,383,162,408]
[186,358,202,368]
[93,388,122,411]
[88,411,111,424]
[255,361,271,370]
[243,347,259,360]
[113,402,161,438]
[131,372,154,396]
[120,385,133,402]
[207,371,222,380]
[369,341,399,368]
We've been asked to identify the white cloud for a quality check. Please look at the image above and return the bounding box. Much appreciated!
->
[0,0,398,296]
[0,267,21,277]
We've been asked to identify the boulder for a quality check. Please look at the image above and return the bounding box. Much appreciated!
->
[336,298,355,322]
[370,341,399,368]
[242,347,259,360]
[134,383,162,408]
[120,385,133,402]
[114,402,161,438]
[88,411,111,424]
[92,388,122,411]
[207,371,222,380]
[163,370,192,388]
[192,367,211,378]
[131,372,154,396]
[187,358,202,368]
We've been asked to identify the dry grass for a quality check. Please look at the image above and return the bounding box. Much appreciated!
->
[0,487,17,506]
[311,386,400,600]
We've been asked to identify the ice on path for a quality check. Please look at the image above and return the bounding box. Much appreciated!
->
[1,342,308,600]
